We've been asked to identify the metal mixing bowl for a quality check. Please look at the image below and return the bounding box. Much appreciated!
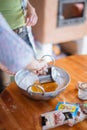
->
[15,66,70,100]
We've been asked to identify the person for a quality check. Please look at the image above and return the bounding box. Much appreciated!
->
[0,0,39,86]
[0,14,48,75]
[0,0,38,56]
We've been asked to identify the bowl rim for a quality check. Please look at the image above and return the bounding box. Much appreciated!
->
[15,66,71,94]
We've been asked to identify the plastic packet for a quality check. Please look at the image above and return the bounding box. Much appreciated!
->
[56,102,87,126]
[41,109,73,130]
[56,102,79,117]
[55,102,79,126]
[41,102,87,129]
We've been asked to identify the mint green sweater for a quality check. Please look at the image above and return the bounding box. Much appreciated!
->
[0,0,25,29]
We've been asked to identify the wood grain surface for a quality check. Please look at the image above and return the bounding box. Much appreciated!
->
[0,55,87,130]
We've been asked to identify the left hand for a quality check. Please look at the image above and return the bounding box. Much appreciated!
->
[25,2,38,26]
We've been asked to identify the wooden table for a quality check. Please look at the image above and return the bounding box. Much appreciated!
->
[0,55,87,130]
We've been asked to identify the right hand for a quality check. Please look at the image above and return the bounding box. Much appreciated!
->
[25,59,48,75]
[25,1,38,26]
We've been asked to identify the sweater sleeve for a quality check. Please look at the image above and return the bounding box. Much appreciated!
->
[0,14,34,73]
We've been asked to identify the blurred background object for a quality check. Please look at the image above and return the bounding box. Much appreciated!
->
[29,0,87,60]
[30,0,87,43]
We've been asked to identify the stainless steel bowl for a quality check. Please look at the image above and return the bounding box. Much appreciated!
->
[15,66,70,100]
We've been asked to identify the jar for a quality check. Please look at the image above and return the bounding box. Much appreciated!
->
[77,82,87,100]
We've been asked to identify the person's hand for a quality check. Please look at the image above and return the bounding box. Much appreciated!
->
[0,59,48,76]
[25,1,38,26]
[0,63,15,75]
[25,59,48,75]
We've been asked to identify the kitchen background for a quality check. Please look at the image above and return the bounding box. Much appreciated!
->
[2,0,87,87]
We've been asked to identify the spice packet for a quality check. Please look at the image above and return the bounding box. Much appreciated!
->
[41,110,73,130]
[55,102,79,126]
[56,102,79,118]
[56,102,87,126]
[41,102,87,129]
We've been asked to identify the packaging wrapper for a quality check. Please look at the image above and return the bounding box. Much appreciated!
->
[41,109,73,130]
[56,102,87,127]
[41,102,87,130]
